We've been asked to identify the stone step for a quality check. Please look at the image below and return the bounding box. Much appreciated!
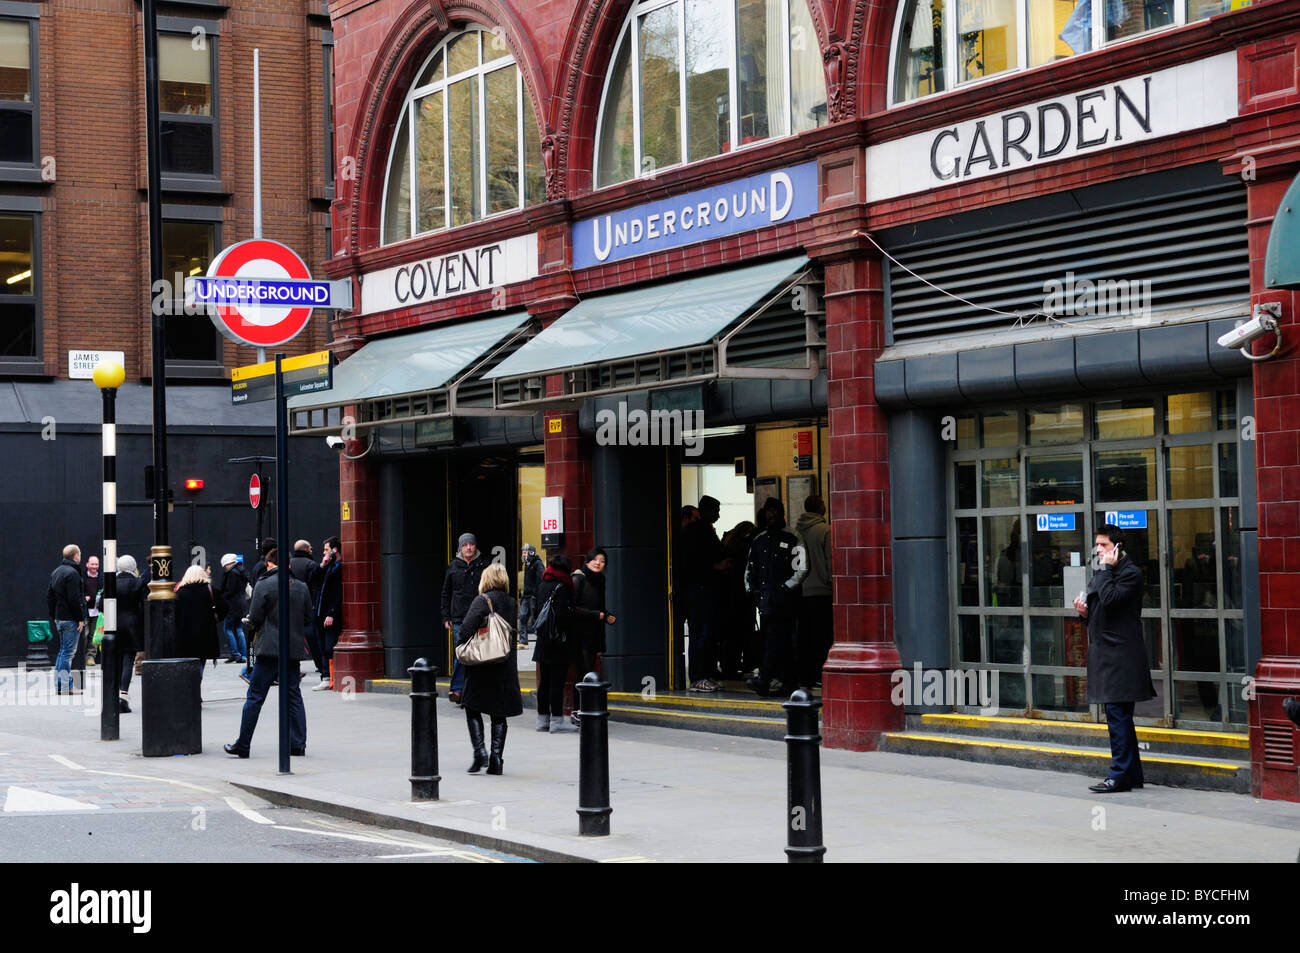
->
[880,730,1249,794]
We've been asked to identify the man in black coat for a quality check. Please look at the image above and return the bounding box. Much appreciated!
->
[225,548,313,757]
[1073,523,1154,793]
[313,536,343,691]
[518,543,544,647]
[47,544,88,694]
[681,496,731,692]
[289,540,326,682]
[442,533,489,705]
[744,499,807,698]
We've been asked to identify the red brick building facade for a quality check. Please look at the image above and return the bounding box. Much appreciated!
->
[321,0,1300,799]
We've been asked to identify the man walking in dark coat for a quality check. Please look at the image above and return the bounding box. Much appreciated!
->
[225,547,313,757]
[1073,523,1154,793]
[442,533,489,706]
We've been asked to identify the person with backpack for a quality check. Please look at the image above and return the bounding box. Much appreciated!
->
[531,553,580,733]
[455,564,523,774]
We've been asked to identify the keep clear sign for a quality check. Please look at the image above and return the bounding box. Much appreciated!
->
[1105,510,1148,529]
[1036,513,1076,532]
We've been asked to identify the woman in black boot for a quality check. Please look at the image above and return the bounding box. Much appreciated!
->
[456,564,522,774]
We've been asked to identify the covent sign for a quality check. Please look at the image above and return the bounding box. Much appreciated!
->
[358,233,539,316]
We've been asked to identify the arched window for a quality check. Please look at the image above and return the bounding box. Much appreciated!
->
[892,0,1228,106]
[382,27,544,245]
[595,0,828,189]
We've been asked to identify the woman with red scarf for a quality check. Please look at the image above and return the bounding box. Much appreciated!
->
[531,554,601,732]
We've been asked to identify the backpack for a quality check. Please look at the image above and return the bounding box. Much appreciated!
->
[532,588,563,644]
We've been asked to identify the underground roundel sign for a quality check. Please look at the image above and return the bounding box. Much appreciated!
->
[204,239,316,348]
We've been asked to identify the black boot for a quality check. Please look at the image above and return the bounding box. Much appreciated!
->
[487,719,507,775]
[466,711,487,773]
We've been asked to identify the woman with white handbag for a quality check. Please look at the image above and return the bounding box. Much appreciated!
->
[454,563,523,775]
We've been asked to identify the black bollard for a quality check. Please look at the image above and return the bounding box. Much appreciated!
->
[576,671,612,836]
[141,658,202,756]
[783,688,826,863]
[409,658,440,801]
[100,632,119,742]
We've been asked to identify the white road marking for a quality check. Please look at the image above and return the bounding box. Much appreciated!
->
[273,825,432,850]
[3,785,100,813]
[48,754,84,771]
[223,796,275,825]
[82,769,218,794]
[373,848,462,859]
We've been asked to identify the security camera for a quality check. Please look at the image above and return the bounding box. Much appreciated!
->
[1217,314,1277,350]
[326,435,345,451]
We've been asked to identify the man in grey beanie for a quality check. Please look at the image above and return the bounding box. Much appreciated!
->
[441,532,489,705]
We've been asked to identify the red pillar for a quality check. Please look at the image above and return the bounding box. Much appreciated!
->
[1222,39,1300,800]
[330,421,384,692]
[819,250,904,749]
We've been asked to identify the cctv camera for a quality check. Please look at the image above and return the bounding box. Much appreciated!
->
[326,435,345,450]
[1217,315,1276,350]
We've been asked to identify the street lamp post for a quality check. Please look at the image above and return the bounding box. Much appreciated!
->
[94,360,124,742]
[142,0,176,657]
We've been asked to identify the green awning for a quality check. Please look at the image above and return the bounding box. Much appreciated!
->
[287,311,529,411]
[483,255,808,380]
[1266,170,1300,290]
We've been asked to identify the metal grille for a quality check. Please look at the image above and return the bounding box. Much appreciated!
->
[1263,721,1295,767]
[725,273,824,367]
[886,181,1250,342]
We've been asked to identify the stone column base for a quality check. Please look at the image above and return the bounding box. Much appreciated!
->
[331,630,385,693]
[1250,657,1300,802]
[820,642,905,751]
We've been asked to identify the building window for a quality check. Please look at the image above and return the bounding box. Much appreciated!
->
[381,26,544,245]
[595,0,828,189]
[324,41,335,194]
[0,212,36,356]
[162,219,219,363]
[0,17,36,167]
[893,0,1228,104]
[949,392,1246,726]
[159,32,216,177]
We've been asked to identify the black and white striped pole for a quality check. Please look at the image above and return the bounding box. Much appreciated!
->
[94,360,124,742]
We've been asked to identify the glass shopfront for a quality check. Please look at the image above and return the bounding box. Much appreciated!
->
[949,389,1246,728]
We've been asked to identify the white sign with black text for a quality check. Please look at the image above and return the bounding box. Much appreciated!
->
[359,233,538,317]
[866,52,1238,203]
[68,350,125,380]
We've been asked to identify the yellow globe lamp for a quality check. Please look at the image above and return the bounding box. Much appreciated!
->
[92,360,125,390]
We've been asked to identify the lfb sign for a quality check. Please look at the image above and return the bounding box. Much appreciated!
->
[540,496,564,534]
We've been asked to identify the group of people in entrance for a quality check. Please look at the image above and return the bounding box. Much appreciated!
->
[679,494,833,697]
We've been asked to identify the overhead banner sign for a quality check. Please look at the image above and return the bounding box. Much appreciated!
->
[573,161,819,269]
[359,233,538,317]
[866,52,1238,203]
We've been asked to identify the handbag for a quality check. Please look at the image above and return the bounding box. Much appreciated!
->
[455,594,514,666]
[532,589,563,643]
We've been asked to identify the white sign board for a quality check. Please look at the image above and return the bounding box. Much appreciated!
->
[540,496,564,535]
[69,350,125,380]
[359,233,539,317]
[866,53,1238,203]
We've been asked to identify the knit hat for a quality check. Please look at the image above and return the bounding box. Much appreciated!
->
[522,543,536,555]
[117,555,137,574]
[458,533,477,549]
[220,553,238,567]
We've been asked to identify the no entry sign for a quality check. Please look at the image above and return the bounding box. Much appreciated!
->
[249,474,262,509]
[185,239,350,348]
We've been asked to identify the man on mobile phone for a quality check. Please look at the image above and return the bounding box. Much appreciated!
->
[1072,523,1153,793]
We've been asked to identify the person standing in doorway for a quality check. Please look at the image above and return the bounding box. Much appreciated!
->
[794,496,833,688]
[681,495,731,693]
[518,543,544,648]
[47,544,87,695]
[572,546,616,678]
[745,499,806,698]
[313,536,342,691]
[442,533,489,707]
[1073,524,1153,794]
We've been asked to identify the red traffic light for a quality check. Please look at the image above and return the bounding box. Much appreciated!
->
[185,478,204,490]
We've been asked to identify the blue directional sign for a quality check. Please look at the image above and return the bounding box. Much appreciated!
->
[1036,513,1076,531]
[1104,510,1148,529]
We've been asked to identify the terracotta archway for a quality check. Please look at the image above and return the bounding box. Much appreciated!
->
[339,0,550,255]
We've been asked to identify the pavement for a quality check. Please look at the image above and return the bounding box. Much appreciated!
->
[2,656,1298,863]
